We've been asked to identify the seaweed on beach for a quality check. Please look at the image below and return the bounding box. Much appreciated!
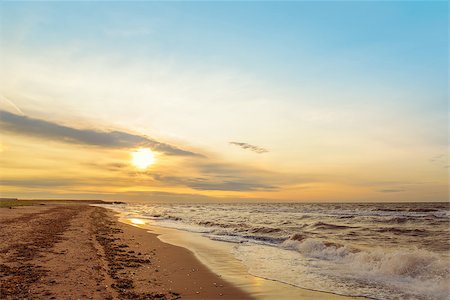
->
[0,263,48,298]
[92,208,181,300]
[0,206,81,299]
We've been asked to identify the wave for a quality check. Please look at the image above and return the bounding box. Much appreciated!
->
[379,216,408,224]
[408,208,439,213]
[284,237,444,265]
[310,221,356,230]
[336,215,355,219]
[248,226,282,234]
[282,238,353,260]
[376,227,427,236]
[282,237,449,280]
[279,238,450,299]
[289,233,306,241]
[208,232,284,244]
[141,213,182,221]
[198,220,233,228]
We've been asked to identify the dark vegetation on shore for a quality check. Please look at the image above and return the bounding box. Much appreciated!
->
[0,199,43,208]
[92,208,181,300]
[0,198,125,208]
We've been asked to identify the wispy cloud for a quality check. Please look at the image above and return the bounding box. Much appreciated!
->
[0,178,82,188]
[229,142,268,154]
[82,158,309,192]
[0,110,199,156]
[378,189,404,193]
[147,161,312,192]
[152,174,277,192]
[0,95,25,115]
[429,154,445,161]
[429,153,448,168]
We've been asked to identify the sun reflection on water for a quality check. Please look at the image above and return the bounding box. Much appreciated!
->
[129,218,145,225]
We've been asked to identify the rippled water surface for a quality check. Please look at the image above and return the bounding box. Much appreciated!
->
[110,202,450,300]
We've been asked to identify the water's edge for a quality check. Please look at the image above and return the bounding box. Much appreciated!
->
[111,210,361,300]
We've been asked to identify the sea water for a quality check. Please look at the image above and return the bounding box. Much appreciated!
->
[108,202,449,300]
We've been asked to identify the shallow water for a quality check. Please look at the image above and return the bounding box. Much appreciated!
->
[108,202,450,300]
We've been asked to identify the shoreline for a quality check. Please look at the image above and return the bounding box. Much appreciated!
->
[112,207,360,300]
[0,203,251,299]
[0,202,364,299]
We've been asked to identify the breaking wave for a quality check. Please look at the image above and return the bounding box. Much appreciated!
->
[277,238,450,299]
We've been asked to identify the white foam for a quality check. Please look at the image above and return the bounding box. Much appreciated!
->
[282,238,351,260]
[238,238,450,300]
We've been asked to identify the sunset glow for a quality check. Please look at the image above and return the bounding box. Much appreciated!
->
[0,1,447,203]
[131,148,155,170]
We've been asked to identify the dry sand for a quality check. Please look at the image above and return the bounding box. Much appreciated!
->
[0,203,252,299]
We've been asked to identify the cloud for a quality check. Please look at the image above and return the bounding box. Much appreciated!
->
[83,160,305,193]
[152,174,277,191]
[189,180,276,191]
[0,95,25,115]
[229,142,268,154]
[378,189,404,193]
[429,154,444,162]
[429,153,448,168]
[197,163,257,176]
[0,110,199,156]
[82,162,129,172]
[0,178,81,188]
[189,162,313,191]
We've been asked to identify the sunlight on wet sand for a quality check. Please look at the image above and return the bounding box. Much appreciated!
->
[120,216,358,300]
[129,218,146,225]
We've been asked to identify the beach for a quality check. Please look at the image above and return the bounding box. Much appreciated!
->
[1,1,446,299]
[2,201,446,300]
[0,202,251,299]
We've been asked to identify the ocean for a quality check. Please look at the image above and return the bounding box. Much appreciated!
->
[107,202,450,300]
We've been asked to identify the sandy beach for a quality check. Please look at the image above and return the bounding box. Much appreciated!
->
[0,203,251,299]
[5,201,423,300]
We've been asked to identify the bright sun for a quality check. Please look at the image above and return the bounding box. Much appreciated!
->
[131,148,155,169]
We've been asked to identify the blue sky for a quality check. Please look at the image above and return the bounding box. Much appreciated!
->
[0,1,448,201]
[2,1,447,116]
[2,1,447,83]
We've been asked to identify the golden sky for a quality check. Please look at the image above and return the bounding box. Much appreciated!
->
[1,107,447,202]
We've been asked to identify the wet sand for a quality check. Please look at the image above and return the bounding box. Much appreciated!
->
[0,203,251,299]
[120,217,359,300]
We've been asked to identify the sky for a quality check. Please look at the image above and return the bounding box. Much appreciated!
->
[0,1,448,202]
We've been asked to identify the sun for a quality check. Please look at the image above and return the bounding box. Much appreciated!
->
[131,148,155,169]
